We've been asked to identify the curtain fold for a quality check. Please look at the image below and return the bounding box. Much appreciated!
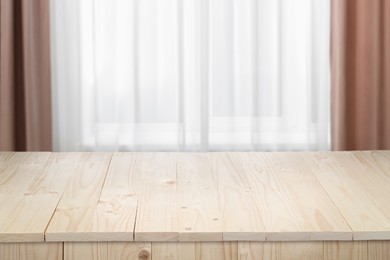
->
[51,0,330,152]
[0,0,52,151]
[331,0,390,150]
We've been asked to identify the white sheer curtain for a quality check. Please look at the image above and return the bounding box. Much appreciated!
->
[50,0,330,151]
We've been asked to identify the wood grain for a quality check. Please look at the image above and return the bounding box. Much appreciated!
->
[0,153,51,242]
[0,153,48,201]
[0,242,62,260]
[197,242,238,260]
[152,242,238,260]
[0,152,12,167]
[231,152,351,241]
[212,153,266,241]
[259,241,323,260]
[135,153,178,241]
[324,241,367,260]
[1,151,390,251]
[231,152,310,241]
[151,242,196,260]
[2,241,389,260]
[1,153,82,242]
[238,242,262,260]
[45,153,112,241]
[176,153,223,241]
[265,152,352,240]
[64,242,151,260]
[89,153,140,241]
[240,242,326,260]
[305,152,390,240]
[352,151,390,217]
[367,241,390,260]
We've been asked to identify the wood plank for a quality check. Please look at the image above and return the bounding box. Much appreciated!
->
[0,153,51,242]
[367,241,390,260]
[351,151,390,217]
[0,152,12,166]
[357,151,390,178]
[151,242,196,260]
[230,152,307,241]
[197,242,238,260]
[89,153,140,241]
[135,153,178,241]
[45,153,112,241]
[0,153,82,242]
[0,242,62,260]
[64,242,151,260]
[152,242,238,260]
[2,150,390,246]
[305,152,390,240]
[0,153,47,200]
[238,241,342,260]
[211,153,266,241]
[265,152,351,240]
[0,153,32,217]
[0,152,14,179]
[231,152,351,241]
[324,241,367,260]
[176,153,223,241]
[259,242,323,260]
[0,151,12,190]
[238,242,262,260]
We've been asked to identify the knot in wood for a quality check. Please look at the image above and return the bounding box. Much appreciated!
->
[138,250,150,260]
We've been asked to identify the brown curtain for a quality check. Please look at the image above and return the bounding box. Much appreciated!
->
[0,0,51,151]
[331,0,390,150]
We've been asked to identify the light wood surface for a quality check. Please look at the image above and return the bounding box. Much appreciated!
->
[176,153,223,241]
[305,152,390,240]
[0,152,12,168]
[260,241,323,260]
[64,242,151,260]
[367,240,390,260]
[151,242,238,260]
[324,241,367,260]
[230,152,351,241]
[0,153,51,242]
[212,153,266,241]
[45,153,112,241]
[0,241,380,260]
[0,242,62,260]
[89,153,139,241]
[134,153,179,241]
[237,242,263,260]
[1,151,390,246]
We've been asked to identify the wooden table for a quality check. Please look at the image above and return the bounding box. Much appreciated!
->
[0,151,390,259]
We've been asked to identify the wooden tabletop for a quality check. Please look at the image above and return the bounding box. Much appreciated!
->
[1,151,390,243]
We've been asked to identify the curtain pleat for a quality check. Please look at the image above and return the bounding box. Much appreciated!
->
[51,0,330,152]
[331,0,390,150]
[0,0,52,151]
